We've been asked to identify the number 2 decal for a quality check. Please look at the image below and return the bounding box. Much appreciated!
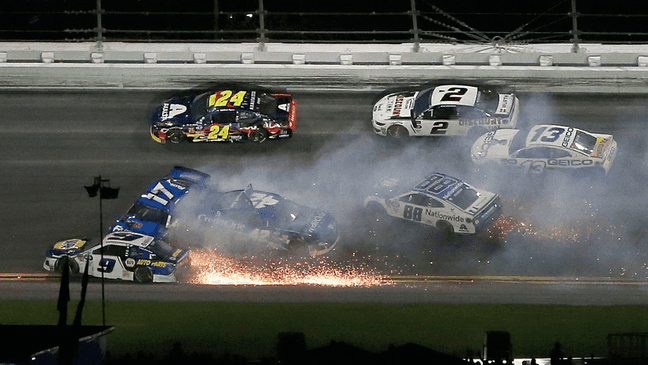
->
[209,90,247,107]
[430,121,448,135]
[440,87,468,102]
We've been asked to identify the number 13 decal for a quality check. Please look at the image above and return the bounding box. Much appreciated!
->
[209,90,247,107]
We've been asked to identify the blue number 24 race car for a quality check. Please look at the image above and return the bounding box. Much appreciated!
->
[149,88,296,144]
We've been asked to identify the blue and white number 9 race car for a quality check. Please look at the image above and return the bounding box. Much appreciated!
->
[364,172,502,234]
[43,232,190,283]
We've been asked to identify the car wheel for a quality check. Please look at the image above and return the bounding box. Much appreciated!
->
[134,267,154,284]
[436,221,455,235]
[166,128,186,144]
[387,125,409,138]
[249,129,269,143]
[55,257,79,275]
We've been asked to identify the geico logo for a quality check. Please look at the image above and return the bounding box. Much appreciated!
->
[547,159,593,166]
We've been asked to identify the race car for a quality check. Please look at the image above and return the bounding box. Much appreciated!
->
[110,166,211,238]
[372,84,519,139]
[169,185,340,257]
[471,124,617,176]
[43,232,190,283]
[364,172,501,234]
[149,88,296,144]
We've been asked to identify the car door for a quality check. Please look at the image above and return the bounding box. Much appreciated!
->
[513,146,569,174]
[416,106,459,136]
[397,193,430,223]
[90,244,127,280]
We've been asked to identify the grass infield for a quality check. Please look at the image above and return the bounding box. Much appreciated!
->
[2,301,647,360]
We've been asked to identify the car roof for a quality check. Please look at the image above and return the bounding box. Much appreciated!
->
[102,232,154,248]
[412,172,471,201]
[430,85,479,107]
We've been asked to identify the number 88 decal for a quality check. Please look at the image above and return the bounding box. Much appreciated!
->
[404,205,422,222]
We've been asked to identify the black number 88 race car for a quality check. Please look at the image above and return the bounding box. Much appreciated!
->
[149,89,296,144]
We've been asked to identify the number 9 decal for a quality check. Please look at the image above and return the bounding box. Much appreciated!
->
[98,258,116,273]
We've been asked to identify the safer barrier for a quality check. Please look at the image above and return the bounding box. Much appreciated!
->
[1,42,648,93]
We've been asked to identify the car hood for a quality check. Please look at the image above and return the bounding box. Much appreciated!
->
[150,98,194,125]
[373,91,417,121]
[472,128,520,161]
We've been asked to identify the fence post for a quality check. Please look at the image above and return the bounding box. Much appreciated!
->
[95,0,104,51]
[410,0,420,52]
[569,0,580,53]
[257,0,267,51]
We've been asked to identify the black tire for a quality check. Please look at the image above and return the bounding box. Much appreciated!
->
[55,257,79,275]
[249,129,269,143]
[165,128,186,144]
[387,125,409,139]
[436,221,455,235]
[134,267,154,284]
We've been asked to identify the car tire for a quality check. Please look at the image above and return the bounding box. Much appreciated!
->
[166,128,186,144]
[134,267,154,284]
[387,125,409,139]
[55,257,79,275]
[249,129,269,143]
[436,221,455,235]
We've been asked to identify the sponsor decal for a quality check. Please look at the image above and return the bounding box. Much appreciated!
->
[425,209,465,222]
[198,214,247,231]
[392,95,405,116]
[561,127,574,148]
[459,224,469,232]
[459,117,506,127]
[125,258,136,268]
[308,212,326,233]
[161,104,187,121]
[136,259,167,268]
[547,159,594,166]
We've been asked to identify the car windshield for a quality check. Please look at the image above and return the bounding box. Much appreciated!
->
[147,239,180,260]
[275,200,304,224]
[475,90,499,114]
[257,93,278,115]
[508,129,530,155]
[412,88,435,118]
[218,190,254,211]
[445,184,481,210]
[126,202,169,225]
[190,93,210,121]
[570,130,598,155]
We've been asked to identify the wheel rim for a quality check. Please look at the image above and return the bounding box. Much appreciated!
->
[135,267,153,283]
[388,126,408,138]
[250,130,268,143]
[166,129,184,144]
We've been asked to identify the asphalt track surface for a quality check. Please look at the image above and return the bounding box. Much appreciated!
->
[2,89,648,304]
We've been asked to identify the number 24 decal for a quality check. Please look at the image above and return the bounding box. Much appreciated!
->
[209,90,247,107]
[208,125,230,139]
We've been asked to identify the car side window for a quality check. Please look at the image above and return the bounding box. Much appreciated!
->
[432,106,458,120]
[399,193,429,206]
[212,110,237,124]
[93,244,127,257]
[427,198,444,208]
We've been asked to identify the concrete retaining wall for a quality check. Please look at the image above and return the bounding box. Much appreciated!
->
[2,42,648,93]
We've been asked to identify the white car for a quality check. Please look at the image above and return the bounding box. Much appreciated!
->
[364,172,502,234]
[471,124,617,176]
[372,84,520,139]
[43,232,190,283]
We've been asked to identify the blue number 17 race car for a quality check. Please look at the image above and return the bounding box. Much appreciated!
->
[149,88,296,144]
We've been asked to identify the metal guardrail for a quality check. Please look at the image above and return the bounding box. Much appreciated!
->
[2,1,648,52]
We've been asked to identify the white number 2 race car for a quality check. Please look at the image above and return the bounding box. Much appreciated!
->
[372,84,520,139]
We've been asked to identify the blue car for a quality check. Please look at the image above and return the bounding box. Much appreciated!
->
[110,166,211,237]
[112,166,339,257]
[149,89,296,144]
